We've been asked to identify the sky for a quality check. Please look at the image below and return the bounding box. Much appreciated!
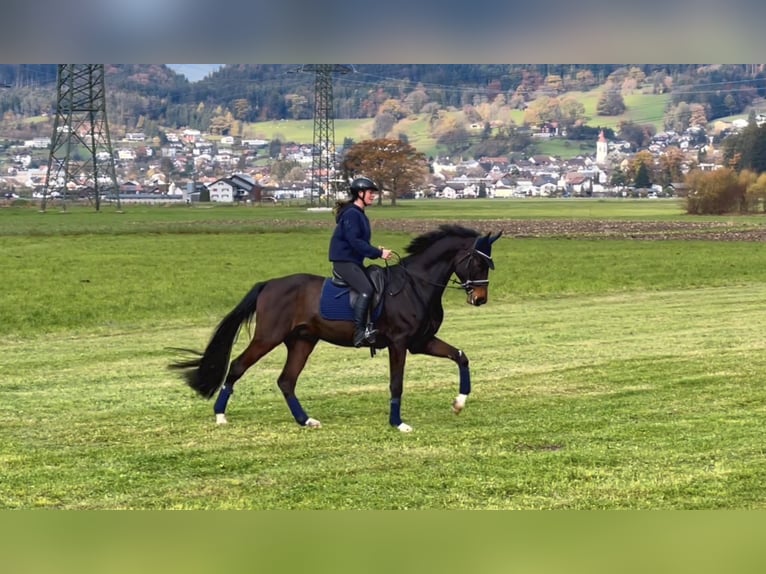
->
[166,65,222,82]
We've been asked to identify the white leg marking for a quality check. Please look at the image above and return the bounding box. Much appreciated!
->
[215,413,228,425]
[452,393,468,414]
[397,422,413,433]
[304,417,322,428]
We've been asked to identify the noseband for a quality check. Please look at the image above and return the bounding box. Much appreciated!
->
[453,249,493,293]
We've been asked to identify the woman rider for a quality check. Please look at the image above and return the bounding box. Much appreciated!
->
[329,176,393,347]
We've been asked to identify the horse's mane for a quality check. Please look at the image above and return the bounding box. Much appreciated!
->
[404,224,480,257]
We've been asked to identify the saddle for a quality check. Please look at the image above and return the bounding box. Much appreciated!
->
[320,265,387,323]
[331,265,387,310]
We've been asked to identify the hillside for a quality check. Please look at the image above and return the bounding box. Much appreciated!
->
[0,64,763,158]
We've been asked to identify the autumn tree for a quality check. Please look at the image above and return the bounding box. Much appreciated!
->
[685,168,747,214]
[558,96,587,129]
[232,98,251,136]
[341,138,429,206]
[271,159,300,184]
[574,69,597,90]
[431,114,471,155]
[744,170,766,212]
[596,82,626,116]
[657,146,688,186]
[544,74,564,93]
[523,95,559,125]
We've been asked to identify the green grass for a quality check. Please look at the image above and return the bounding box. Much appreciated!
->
[533,138,596,158]
[3,204,766,508]
[574,87,670,131]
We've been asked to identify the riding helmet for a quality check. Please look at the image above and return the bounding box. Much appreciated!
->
[349,176,379,196]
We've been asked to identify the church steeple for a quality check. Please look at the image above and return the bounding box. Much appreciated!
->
[596,129,608,165]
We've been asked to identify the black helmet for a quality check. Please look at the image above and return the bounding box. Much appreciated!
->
[349,177,379,196]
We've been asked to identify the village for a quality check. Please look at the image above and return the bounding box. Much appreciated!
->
[2,114,761,205]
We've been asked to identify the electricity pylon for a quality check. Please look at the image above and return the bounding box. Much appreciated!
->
[43,64,120,211]
[300,65,352,206]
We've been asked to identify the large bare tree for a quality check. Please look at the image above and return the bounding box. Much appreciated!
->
[342,138,429,206]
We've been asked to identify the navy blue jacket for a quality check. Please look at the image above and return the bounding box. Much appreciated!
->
[328,203,383,265]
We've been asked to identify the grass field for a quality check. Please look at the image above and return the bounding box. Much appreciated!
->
[3,200,766,509]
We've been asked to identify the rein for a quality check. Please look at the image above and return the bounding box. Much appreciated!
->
[386,249,490,294]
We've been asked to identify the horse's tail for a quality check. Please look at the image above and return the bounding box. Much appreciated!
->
[169,281,268,399]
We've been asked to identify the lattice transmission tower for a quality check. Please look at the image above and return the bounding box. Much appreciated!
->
[43,64,120,211]
[300,65,352,206]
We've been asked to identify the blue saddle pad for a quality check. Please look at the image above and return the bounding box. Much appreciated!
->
[320,279,382,322]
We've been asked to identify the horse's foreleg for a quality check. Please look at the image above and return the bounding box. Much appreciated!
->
[388,344,412,432]
[278,337,320,428]
[214,338,279,425]
[412,337,471,415]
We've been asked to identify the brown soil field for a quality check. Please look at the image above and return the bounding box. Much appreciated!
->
[367,219,766,241]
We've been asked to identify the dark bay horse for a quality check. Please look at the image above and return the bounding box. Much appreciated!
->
[169,224,501,432]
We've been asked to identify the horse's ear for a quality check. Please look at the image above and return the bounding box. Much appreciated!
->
[489,231,503,244]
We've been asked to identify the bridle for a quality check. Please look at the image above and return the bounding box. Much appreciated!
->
[387,246,493,295]
[453,248,493,293]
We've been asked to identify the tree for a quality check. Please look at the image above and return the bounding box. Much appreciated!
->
[372,111,396,139]
[268,138,282,159]
[596,83,626,116]
[685,168,747,214]
[619,121,655,150]
[634,162,651,189]
[610,167,628,188]
[627,150,655,185]
[558,96,587,129]
[723,123,766,174]
[341,138,429,206]
[658,146,687,186]
[271,159,299,184]
[232,98,251,137]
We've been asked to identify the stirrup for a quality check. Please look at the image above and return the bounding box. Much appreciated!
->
[364,324,378,343]
[353,325,377,347]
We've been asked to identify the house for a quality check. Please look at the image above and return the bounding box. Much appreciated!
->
[120,181,142,194]
[208,178,236,203]
[23,138,50,149]
[207,173,263,203]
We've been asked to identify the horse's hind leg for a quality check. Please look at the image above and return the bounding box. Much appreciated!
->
[277,336,320,427]
[214,337,280,424]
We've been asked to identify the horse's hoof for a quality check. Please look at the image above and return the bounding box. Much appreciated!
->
[215,413,228,425]
[452,394,467,414]
[396,423,413,433]
[304,417,322,428]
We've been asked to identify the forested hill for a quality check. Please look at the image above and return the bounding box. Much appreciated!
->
[2,64,765,129]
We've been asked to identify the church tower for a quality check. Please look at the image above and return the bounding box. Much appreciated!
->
[596,129,608,165]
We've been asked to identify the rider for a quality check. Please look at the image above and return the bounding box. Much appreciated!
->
[329,176,393,347]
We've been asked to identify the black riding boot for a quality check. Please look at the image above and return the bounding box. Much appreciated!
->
[352,293,376,347]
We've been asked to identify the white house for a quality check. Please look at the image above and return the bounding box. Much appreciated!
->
[24,138,50,149]
[208,178,235,203]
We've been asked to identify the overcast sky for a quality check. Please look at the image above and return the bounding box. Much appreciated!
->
[166,64,222,82]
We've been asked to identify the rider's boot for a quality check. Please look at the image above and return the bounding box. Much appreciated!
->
[352,293,377,347]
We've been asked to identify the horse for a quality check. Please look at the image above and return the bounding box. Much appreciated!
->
[169,224,502,432]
